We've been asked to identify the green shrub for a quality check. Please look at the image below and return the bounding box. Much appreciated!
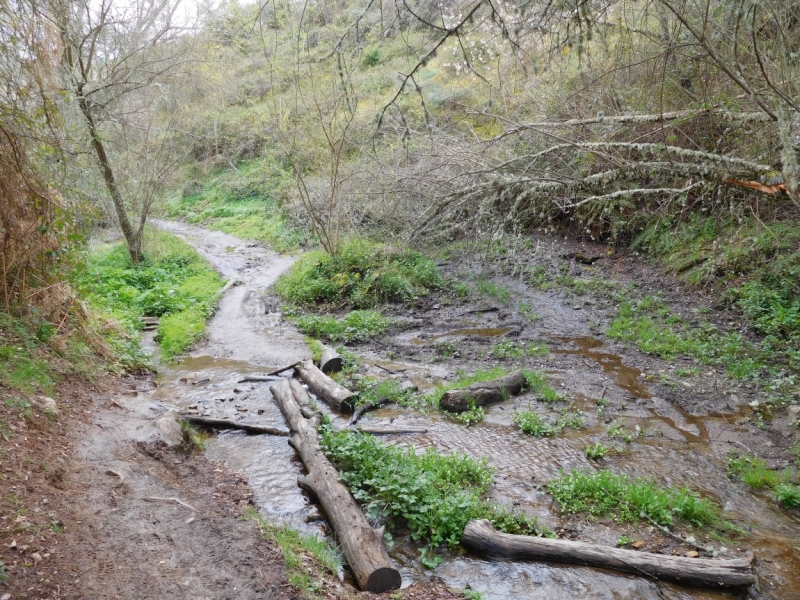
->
[583,443,610,460]
[291,309,390,343]
[274,239,441,308]
[775,484,800,508]
[320,427,549,547]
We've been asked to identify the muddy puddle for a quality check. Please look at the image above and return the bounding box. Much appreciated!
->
[147,221,800,599]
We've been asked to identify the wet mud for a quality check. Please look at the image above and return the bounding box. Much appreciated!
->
[148,222,799,599]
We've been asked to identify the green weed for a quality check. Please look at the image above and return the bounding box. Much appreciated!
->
[547,469,728,529]
[454,405,485,426]
[463,589,485,600]
[583,443,610,460]
[493,340,548,360]
[4,397,33,420]
[290,310,390,343]
[775,484,800,508]
[513,411,558,436]
[274,239,441,308]
[245,506,342,597]
[606,418,635,443]
[518,300,542,322]
[522,369,564,402]
[452,281,471,299]
[476,279,511,305]
[179,419,206,453]
[320,427,549,547]
[354,378,413,409]
[616,534,632,547]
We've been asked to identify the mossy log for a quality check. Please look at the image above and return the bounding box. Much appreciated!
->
[295,360,356,413]
[462,520,755,588]
[440,371,526,413]
[271,380,401,592]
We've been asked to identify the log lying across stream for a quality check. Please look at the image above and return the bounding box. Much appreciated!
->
[180,415,289,436]
[462,520,755,588]
[440,371,526,413]
[271,379,401,592]
[295,360,356,412]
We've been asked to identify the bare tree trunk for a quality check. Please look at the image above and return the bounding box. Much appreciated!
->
[77,93,142,263]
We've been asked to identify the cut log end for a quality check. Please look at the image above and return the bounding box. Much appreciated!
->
[365,567,403,593]
[319,343,343,374]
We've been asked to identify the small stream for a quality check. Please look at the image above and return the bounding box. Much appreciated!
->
[147,221,800,599]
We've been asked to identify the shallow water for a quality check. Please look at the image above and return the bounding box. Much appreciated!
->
[149,221,800,599]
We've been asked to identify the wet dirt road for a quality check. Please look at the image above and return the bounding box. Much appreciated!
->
[151,221,800,600]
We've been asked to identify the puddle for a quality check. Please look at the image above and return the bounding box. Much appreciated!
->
[553,336,651,398]
[411,327,513,345]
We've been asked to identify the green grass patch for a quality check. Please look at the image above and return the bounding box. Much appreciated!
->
[166,159,305,253]
[492,340,548,360]
[74,228,225,360]
[583,442,610,460]
[726,451,800,508]
[476,279,511,305]
[245,506,342,598]
[0,314,58,395]
[522,369,565,403]
[607,297,774,382]
[274,239,442,308]
[320,426,552,547]
[547,469,730,529]
[289,309,390,344]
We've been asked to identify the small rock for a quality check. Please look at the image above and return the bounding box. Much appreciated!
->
[31,552,42,563]
[685,536,696,544]
[631,541,645,549]
[788,405,800,418]
[236,407,248,412]
[152,412,183,447]
[685,551,699,558]
[399,380,418,392]
[36,396,59,416]
[8,540,16,549]
[2,593,11,600]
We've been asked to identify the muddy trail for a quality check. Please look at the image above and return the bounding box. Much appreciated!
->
[152,221,799,599]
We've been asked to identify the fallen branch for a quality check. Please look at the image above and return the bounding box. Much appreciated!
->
[271,380,401,592]
[142,496,199,513]
[180,415,289,437]
[265,361,305,377]
[462,520,754,588]
[238,375,283,383]
[349,398,391,426]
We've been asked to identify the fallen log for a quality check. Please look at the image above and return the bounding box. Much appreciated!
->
[271,380,400,592]
[348,398,391,426]
[440,371,526,413]
[462,520,755,588]
[319,343,343,374]
[180,415,289,437]
[295,360,357,413]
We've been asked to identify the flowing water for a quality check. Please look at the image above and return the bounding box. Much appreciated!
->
[147,221,800,599]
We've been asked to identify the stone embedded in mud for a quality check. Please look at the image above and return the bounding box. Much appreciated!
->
[36,395,59,416]
[685,551,700,558]
[153,412,183,447]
